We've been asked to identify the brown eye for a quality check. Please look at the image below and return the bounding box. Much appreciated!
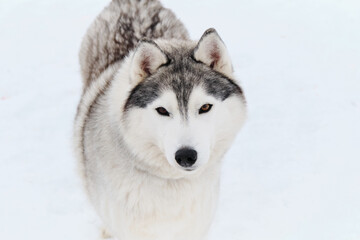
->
[156,107,170,116]
[199,104,213,114]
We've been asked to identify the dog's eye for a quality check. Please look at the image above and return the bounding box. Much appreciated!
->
[199,104,213,114]
[156,107,170,116]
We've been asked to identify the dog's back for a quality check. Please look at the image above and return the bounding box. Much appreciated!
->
[79,0,189,89]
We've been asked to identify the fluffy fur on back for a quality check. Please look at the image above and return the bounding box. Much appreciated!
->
[79,0,189,89]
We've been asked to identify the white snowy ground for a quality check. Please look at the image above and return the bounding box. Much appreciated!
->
[1,0,360,239]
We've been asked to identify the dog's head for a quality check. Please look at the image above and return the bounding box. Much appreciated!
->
[114,29,246,179]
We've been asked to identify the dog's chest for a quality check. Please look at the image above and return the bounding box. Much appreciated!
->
[109,175,219,240]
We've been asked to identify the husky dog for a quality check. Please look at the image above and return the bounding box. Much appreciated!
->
[74,0,247,239]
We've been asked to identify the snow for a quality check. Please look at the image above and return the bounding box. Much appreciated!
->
[1,0,359,239]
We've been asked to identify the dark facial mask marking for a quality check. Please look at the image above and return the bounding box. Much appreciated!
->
[123,49,244,116]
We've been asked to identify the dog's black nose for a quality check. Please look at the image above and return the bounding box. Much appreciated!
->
[175,148,197,168]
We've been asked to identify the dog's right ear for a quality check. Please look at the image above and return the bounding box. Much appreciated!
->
[130,39,168,85]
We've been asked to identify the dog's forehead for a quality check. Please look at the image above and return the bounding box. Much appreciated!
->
[124,49,243,113]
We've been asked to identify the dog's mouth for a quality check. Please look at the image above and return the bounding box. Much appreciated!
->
[184,167,196,172]
[182,165,201,172]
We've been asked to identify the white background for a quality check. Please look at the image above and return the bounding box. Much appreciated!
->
[1,0,359,239]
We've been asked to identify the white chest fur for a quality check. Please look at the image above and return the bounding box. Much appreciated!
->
[97,168,220,240]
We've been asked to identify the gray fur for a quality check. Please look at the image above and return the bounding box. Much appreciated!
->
[79,0,189,89]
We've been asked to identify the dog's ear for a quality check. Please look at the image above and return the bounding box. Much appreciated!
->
[193,28,233,77]
[130,39,168,85]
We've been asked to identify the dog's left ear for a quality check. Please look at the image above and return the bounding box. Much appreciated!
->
[193,28,233,77]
